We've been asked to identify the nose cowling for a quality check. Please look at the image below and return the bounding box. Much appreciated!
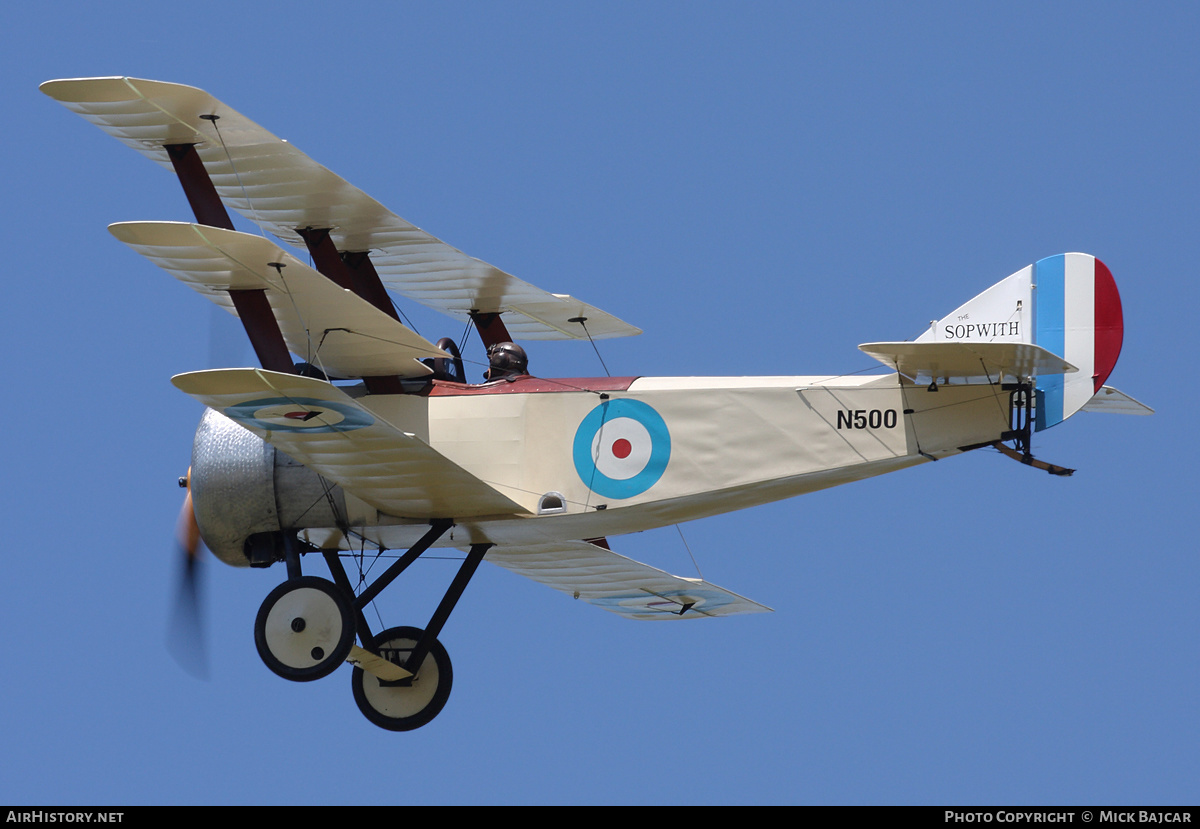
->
[190,407,346,566]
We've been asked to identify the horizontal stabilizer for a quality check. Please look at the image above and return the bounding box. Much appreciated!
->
[486,541,772,620]
[1081,386,1154,415]
[112,222,444,379]
[42,77,640,342]
[172,368,529,518]
[859,341,1077,382]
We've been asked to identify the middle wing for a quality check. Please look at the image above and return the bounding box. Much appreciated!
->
[173,368,529,518]
[487,541,772,620]
[112,221,445,379]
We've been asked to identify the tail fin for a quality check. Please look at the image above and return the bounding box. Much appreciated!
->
[915,253,1124,430]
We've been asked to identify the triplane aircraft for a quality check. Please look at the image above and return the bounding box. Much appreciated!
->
[43,77,1152,731]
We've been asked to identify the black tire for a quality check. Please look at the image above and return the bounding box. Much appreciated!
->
[351,626,453,731]
[254,576,355,682]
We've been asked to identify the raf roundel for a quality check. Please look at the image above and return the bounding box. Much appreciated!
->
[573,399,671,500]
[223,397,375,434]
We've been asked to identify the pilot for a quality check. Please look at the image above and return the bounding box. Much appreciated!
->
[485,341,529,381]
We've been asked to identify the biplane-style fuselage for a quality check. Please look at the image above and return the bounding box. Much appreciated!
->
[269,372,999,551]
[43,76,1149,732]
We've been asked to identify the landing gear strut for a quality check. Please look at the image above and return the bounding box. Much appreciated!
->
[252,523,492,731]
[334,534,491,731]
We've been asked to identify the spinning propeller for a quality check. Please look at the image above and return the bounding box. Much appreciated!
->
[165,304,252,678]
[168,467,209,678]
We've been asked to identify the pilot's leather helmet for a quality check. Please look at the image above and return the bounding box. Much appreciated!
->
[486,341,528,379]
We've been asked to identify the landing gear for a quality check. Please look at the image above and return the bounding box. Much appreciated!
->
[254,576,355,682]
[251,526,490,731]
[351,626,453,731]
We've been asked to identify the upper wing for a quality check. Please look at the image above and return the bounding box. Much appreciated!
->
[486,541,772,620]
[172,368,529,518]
[41,76,640,341]
[111,221,444,379]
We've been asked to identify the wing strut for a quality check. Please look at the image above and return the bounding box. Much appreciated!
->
[164,143,235,231]
[470,311,514,349]
[296,226,400,317]
[227,289,293,374]
[162,137,296,374]
[294,227,407,393]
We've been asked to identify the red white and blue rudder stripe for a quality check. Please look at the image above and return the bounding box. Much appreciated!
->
[1033,254,1123,431]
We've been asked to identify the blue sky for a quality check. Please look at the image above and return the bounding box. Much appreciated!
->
[2,1,1196,805]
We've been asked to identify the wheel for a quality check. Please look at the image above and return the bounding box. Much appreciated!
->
[351,626,453,731]
[254,576,355,682]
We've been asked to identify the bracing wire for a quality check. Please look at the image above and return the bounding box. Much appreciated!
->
[675,524,704,580]
[203,115,266,237]
[269,263,328,376]
[573,317,612,377]
[457,318,473,356]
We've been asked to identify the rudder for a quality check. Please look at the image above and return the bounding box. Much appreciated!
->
[915,253,1124,430]
[1031,254,1123,430]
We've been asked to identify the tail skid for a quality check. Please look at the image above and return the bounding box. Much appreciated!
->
[992,441,1074,477]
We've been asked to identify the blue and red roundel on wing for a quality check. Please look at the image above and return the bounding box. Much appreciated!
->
[223,397,375,433]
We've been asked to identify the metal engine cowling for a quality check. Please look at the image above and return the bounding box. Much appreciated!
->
[189,407,346,567]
